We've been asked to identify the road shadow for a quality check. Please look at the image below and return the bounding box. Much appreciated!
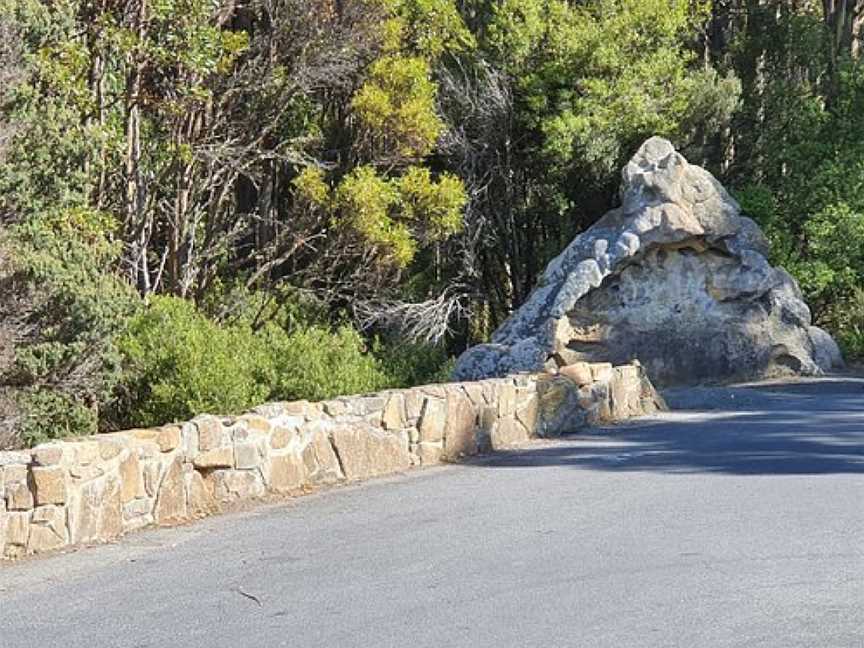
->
[479,378,864,476]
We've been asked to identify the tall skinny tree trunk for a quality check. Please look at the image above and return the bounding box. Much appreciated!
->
[125,0,149,294]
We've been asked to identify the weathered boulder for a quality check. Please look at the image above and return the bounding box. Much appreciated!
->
[454,137,843,385]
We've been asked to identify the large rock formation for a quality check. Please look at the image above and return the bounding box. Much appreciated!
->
[455,137,844,385]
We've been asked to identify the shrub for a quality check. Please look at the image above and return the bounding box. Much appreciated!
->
[0,210,139,448]
[266,323,390,401]
[114,296,274,428]
[114,295,409,427]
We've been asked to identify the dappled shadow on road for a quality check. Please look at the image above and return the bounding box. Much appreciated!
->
[481,379,864,476]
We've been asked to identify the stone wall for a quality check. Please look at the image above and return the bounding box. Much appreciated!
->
[0,362,664,560]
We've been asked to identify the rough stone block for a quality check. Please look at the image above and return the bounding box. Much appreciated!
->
[462,383,486,407]
[515,395,539,435]
[4,511,30,557]
[193,447,234,469]
[96,438,123,461]
[417,397,447,443]
[157,426,182,452]
[498,383,516,417]
[417,442,443,465]
[238,415,272,435]
[590,362,614,382]
[118,452,144,504]
[382,394,405,430]
[234,443,262,470]
[185,469,215,518]
[404,389,425,420]
[442,389,477,459]
[268,453,306,493]
[195,416,225,451]
[6,481,34,511]
[491,417,530,450]
[68,473,122,545]
[154,458,187,525]
[331,426,411,480]
[0,452,32,467]
[32,466,67,506]
[32,444,65,467]
[301,430,343,485]
[322,400,348,417]
[559,362,593,386]
[209,470,265,501]
[270,424,297,450]
[73,442,99,466]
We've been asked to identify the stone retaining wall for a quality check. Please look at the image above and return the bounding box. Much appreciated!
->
[0,362,664,559]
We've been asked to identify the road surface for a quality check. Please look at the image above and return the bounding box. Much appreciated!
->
[2,378,863,647]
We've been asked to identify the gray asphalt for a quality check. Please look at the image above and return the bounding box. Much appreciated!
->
[2,378,864,648]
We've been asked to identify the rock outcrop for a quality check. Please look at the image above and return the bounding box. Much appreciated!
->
[454,137,843,385]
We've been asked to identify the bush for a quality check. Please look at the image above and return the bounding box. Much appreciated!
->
[113,295,420,427]
[114,296,274,428]
[266,324,390,401]
[0,210,139,448]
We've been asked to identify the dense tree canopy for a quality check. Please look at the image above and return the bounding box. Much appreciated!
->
[0,0,862,447]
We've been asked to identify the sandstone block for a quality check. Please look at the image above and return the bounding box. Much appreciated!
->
[268,453,306,493]
[0,451,32,466]
[559,362,593,386]
[209,469,265,501]
[417,442,443,465]
[118,452,144,504]
[516,395,539,435]
[67,473,122,544]
[270,425,297,450]
[157,426,182,452]
[404,389,425,420]
[283,400,309,417]
[73,442,99,466]
[322,400,348,417]
[589,362,614,382]
[32,444,65,467]
[238,415,272,435]
[4,512,30,557]
[193,447,234,469]
[462,383,486,407]
[331,426,411,480]
[234,442,263,470]
[443,389,477,459]
[98,438,124,461]
[185,469,216,518]
[491,417,530,450]
[195,416,225,451]
[417,397,447,443]
[32,466,67,505]
[154,458,187,525]
[498,383,516,417]
[6,481,34,511]
[26,505,68,554]
[382,394,405,430]
[301,430,343,485]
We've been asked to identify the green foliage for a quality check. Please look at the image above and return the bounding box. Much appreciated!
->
[352,55,443,158]
[15,390,96,447]
[374,339,454,386]
[115,296,274,427]
[2,208,139,442]
[115,294,447,427]
[265,324,390,402]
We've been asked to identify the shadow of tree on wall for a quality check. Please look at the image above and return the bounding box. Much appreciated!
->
[479,379,864,476]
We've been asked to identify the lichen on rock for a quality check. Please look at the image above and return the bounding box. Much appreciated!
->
[454,137,843,385]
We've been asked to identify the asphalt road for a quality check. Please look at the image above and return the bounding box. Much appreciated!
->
[2,378,863,648]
